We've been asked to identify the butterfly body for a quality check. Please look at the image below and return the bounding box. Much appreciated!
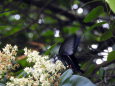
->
[59,35,84,73]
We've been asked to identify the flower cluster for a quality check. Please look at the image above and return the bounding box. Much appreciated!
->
[0,44,18,79]
[6,47,65,86]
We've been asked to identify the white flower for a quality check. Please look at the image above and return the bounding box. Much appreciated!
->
[56,60,66,70]
[0,44,18,76]
[41,81,50,86]
[24,47,28,55]
[24,67,33,74]
[6,83,15,86]
[13,45,18,51]
[5,46,66,86]
[10,77,14,80]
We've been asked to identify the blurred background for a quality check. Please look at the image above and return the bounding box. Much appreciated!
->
[0,0,115,86]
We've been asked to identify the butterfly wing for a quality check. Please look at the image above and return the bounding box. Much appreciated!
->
[59,35,83,73]
[59,35,75,56]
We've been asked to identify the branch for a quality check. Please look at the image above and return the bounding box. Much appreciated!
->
[92,59,115,74]
[22,0,94,26]
[0,18,38,41]
[78,37,115,62]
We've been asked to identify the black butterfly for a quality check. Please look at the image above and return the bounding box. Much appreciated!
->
[58,34,84,73]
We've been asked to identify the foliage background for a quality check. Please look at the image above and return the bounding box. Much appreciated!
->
[0,0,115,86]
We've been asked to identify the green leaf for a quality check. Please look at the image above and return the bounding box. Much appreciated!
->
[0,26,11,30]
[30,23,39,30]
[86,64,95,75]
[0,83,5,86]
[69,75,96,86]
[42,30,54,37]
[13,69,23,76]
[106,0,115,13]
[84,6,104,23]
[109,78,115,83]
[44,43,57,55]
[107,51,115,62]
[57,0,73,9]
[84,31,97,42]
[17,58,33,67]
[97,68,105,80]
[2,24,22,37]
[63,26,79,34]
[88,22,106,31]
[54,37,64,43]
[59,69,73,85]
[4,27,21,37]
[99,31,113,41]
[0,10,16,16]
[60,69,96,86]
[44,16,57,23]
[17,71,27,78]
